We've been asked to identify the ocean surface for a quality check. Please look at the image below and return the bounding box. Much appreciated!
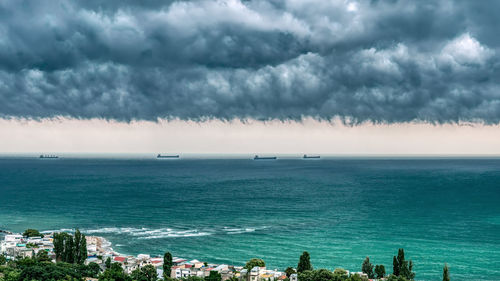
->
[0,156,499,280]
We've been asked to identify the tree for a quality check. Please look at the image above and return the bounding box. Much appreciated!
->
[163,251,173,279]
[69,229,87,265]
[36,250,51,262]
[297,252,312,273]
[297,270,314,281]
[205,270,222,281]
[86,262,102,278]
[78,230,88,264]
[74,229,82,263]
[361,257,374,278]
[64,235,74,263]
[0,254,6,265]
[374,265,386,279]
[105,257,112,269]
[244,258,266,270]
[53,232,68,261]
[392,249,414,280]
[99,262,131,281]
[392,256,399,277]
[23,229,43,238]
[442,263,450,281]
[285,267,296,277]
[131,264,158,281]
[333,268,348,279]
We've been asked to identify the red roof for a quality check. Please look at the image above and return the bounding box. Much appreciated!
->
[152,260,162,264]
[114,257,126,262]
[185,264,193,268]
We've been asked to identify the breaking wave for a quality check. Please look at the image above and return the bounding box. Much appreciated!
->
[75,226,268,239]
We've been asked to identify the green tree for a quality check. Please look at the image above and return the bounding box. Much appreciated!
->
[84,262,102,278]
[0,254,6,265]
[77,230,87,265]
[64,235,75,263]
[53,232,68,262]
[131,264,158,281]
[333,268,348,280]
[285,267,296,277]
[23,229,43,238]
[297,270,314,281]
[182,277,205,281]
[313,269,335,281]
[386,275,410,281]
[163,251,173,279]
[361,257,374,278]
[392,256,398,276]
[442,263,450,281]
[99,262,132,281]
[105,257,112,269]
[374,265,386,279]
[393,249,414,280]
[74,229,82,263]
[297,252,312,273]
[36,250,51,262]
[244,258,266,270]
[205,270,222,281]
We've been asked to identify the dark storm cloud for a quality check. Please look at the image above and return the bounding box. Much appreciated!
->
[0,0,499,123]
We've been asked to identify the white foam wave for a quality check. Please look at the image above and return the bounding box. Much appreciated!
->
[223,227,257,234]
[77,225,268,239]
[41,228,75,233]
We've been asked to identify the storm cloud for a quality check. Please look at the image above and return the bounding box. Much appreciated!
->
[1,0,499,123]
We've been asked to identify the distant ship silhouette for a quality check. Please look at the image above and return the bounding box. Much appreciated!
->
[303,154,320,159]
[157,154,180,159]
[39,155,59,159]
[253,155,277,160]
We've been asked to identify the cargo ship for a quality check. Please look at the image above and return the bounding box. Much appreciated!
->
[303,154,320,159]
[39,155,59,159]
[157,154,180,159]
[253,155,277,160]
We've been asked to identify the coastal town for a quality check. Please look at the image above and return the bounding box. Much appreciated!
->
[0,230,384,281]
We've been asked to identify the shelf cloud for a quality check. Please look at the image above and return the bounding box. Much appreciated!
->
[0,0,499,123]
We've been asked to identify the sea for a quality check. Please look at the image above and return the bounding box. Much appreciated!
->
[0,156,499,280]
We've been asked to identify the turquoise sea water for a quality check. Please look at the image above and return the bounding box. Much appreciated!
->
[0,157,499,280]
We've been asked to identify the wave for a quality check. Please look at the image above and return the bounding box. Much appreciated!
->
[75,226,268,239]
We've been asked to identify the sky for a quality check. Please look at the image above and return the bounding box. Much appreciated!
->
[1,0,500,154]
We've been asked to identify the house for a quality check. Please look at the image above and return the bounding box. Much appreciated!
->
[249,267,261,281]
[290,273,298,281]
[190,259,205,268]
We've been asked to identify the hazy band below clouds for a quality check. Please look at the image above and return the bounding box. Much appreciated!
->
[1,118,500,155]
[1,0,500,123]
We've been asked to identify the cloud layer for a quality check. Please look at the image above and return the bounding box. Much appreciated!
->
[0,0,499,123]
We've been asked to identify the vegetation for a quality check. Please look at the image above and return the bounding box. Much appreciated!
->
[297,252,312,273]
[298,268,367,281]
[244,258,266,270]
[285,267,296,277]
[0,245,451,281]
[131,264,158,281]
[53,230,87,264]
[361,257,374,279]
[205,270,221,281]
[99,262,131,281]
[23,229,44,238]
[443,263,450,281]
[105,257,112,269]
[374,264,385,279]
[392,249,415,280]
[164,252,173,279]
[0,256,101,281]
